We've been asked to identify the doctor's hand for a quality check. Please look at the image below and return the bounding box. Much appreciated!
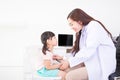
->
[59,60,69,71]
[52,54,63,60]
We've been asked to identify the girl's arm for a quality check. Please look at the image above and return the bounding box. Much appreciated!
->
[44,60,62,70]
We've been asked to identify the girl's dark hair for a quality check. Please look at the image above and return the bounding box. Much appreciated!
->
[67,8,112,56]
[41,31,55,55]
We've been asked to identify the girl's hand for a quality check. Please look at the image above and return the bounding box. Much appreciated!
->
[52,55,63,60]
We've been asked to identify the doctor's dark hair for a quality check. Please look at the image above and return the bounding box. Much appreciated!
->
[67,8,112,56]
[41,31,55,55]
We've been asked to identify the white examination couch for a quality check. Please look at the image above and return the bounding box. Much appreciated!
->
[24,45,61,80]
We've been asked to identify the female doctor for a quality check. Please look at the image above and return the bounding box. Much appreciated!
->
[55,8,116,80]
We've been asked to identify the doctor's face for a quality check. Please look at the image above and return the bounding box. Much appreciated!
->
[68,18,83,33]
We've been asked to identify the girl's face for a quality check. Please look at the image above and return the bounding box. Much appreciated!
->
[47,36,57,46]
[68,18,83,33]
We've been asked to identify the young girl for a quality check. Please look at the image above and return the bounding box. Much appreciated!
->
[37,31,66,80]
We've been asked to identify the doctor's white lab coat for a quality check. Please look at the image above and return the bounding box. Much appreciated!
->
[68,21,116,80]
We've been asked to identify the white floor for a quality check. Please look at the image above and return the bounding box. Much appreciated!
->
[0,66,23,80]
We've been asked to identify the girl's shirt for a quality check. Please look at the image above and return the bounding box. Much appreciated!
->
[40,51,59,69]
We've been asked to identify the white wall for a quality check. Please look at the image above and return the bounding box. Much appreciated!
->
[0,0,120,80]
